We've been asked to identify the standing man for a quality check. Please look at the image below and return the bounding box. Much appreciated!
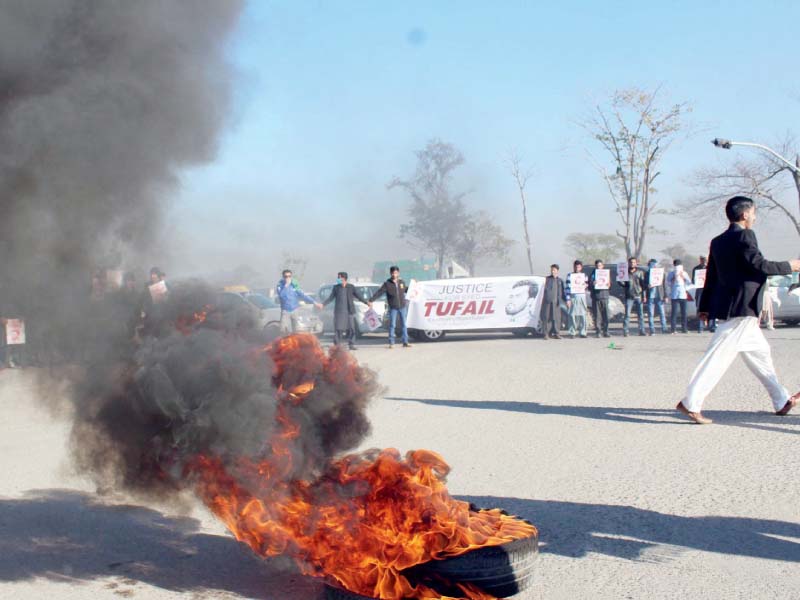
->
[540,264,566,339]
[322,272,370,350]
[666,259,692,334]
[692,255,713,333]
[276,269,322,335]
[645,258,668,335]
[676,196,800,424]
[369,266,411,348]
[589,259,610,338]
[566,260,588,338]
[619,257,646,337]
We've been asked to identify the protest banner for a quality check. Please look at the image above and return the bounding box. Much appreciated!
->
[406,276,545,331]
[149,280,168,303]
[594,269,611,290]
[5,319,25,345]
[616,262,629,282]
[649,267,665,288]
[569,272,587,294]
[694,268,707,288]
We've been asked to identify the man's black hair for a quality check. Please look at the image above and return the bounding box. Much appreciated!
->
[282,269,292,277]
[337,271,348,280]
[725,196,755,222]
[594,259,604,266]
[673,259,682,266]
[389,266,399,274]
[550,263,559,270]
[573,260,583,267]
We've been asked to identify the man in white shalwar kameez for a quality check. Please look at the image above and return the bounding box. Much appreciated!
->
[676,196,800,424]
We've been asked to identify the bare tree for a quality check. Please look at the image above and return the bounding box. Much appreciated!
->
[583,87,690,259]
[455,210,514,275]
[506,151,535,274]
[684,136,800,238]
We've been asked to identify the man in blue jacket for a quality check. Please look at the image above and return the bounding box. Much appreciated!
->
[276,269,321,335]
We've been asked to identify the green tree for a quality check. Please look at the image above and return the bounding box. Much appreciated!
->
[563,232,626,264]
[455,210,514,275]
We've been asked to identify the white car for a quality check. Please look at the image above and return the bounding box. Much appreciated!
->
[317,282,387,337]
[216,291,323,339]
[769,273,800,326]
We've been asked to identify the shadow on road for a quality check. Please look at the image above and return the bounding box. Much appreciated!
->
[387,397,800,435]
[461,495,800,563]
[0,489,321,599]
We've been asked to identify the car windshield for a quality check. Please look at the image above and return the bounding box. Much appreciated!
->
[246,293,277,309]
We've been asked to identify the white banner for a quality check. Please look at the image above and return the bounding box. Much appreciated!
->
[616,262,629,282]
[569,272,587,294]
[694,268,707,288]
[149,280,168,303]
[362,308,382,332]
[406,276,546,331]
[594,269,611,290]
[649,267,665,288]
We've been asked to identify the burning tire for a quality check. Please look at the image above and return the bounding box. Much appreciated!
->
[415,533,539,597]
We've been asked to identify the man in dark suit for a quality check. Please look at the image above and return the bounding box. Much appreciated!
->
[676,196,800,424]
[322,271,369,350]
[540,264,566,339]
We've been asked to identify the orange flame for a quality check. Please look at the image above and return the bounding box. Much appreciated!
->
[187,334,536,600]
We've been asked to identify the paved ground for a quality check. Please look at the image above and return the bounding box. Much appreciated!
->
[2,323,800,599]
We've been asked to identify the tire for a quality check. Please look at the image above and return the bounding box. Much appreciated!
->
[263,322,281,342]
[413,533,538,598]
[419,329,445,342]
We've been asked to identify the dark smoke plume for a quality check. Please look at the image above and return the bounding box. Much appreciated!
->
[0,2,379,502]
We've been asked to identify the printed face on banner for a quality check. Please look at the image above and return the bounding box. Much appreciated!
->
[649,267,665,288]
[149,280,168,303]
[694,268,707,288]
[570,272,587,294]
[5,319,26,345]
[594,269,611,290]
[106,270,124,290]
[616,262,629,282]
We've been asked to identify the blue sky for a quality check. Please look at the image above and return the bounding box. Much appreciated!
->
[171,0,800,287]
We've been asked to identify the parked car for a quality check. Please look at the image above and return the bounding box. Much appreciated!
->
[770,273,800,326]
[317,282,386,337]
[215,291,323,340]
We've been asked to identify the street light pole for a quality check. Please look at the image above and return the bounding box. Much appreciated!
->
[712,138,800,174]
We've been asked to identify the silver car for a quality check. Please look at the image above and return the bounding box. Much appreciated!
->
[216,291,323,339]
[317,282,386,337]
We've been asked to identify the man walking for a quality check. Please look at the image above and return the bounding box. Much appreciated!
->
[276,269,321,335]
[322,272,370,350]
[692,255,714,333]
[666,259,692,334]
[540,264,566,339]
[369,266,411,348]
[645,258,668,335]
[676,196,800,424]
[566,260,588,338]
[619,257,646,337]
[589,259,610,338]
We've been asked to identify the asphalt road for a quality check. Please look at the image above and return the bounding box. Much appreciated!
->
[2,323,799,599]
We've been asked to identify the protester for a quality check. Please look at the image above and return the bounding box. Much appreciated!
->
[619,257,646,337]
[565,260,588,338]
[321,271,369,350]
[276,269,322,335]
[589,259,610,338]
[115,271,144,342]
[666,259,692,334]
[645,258,668,335]
[676,196,800,424]
[142,267,169,338]
[691,255,714,333]
[540,264,566,339]
[369,266,411,348]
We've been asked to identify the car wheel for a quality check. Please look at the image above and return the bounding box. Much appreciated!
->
[420,329,445,342]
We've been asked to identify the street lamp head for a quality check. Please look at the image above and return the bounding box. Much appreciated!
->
[712,138,732,149]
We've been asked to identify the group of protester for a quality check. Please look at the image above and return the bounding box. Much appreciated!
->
[538,256,716,340]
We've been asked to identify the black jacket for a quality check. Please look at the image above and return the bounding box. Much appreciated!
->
[698,223,791,320]
[588,269,610,300]
[370,278,407,309]
[618,268,646,300]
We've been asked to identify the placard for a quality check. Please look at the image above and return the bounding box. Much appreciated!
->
[694,269,707,288]
[616,262,629,282]
[569,272,587,294]
[649,267,665,288]
[5,319,26,345]
[149,280,168,303]
[362,308,382,332]
[106,270,123,290]
[594,269,611,290]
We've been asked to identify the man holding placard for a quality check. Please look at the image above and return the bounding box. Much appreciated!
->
[692,256,713,333]
[566,260,588,338]
[676,196,800,424]
[619,257,646,337]
[589,260,611,338]
[646,259,667,335]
